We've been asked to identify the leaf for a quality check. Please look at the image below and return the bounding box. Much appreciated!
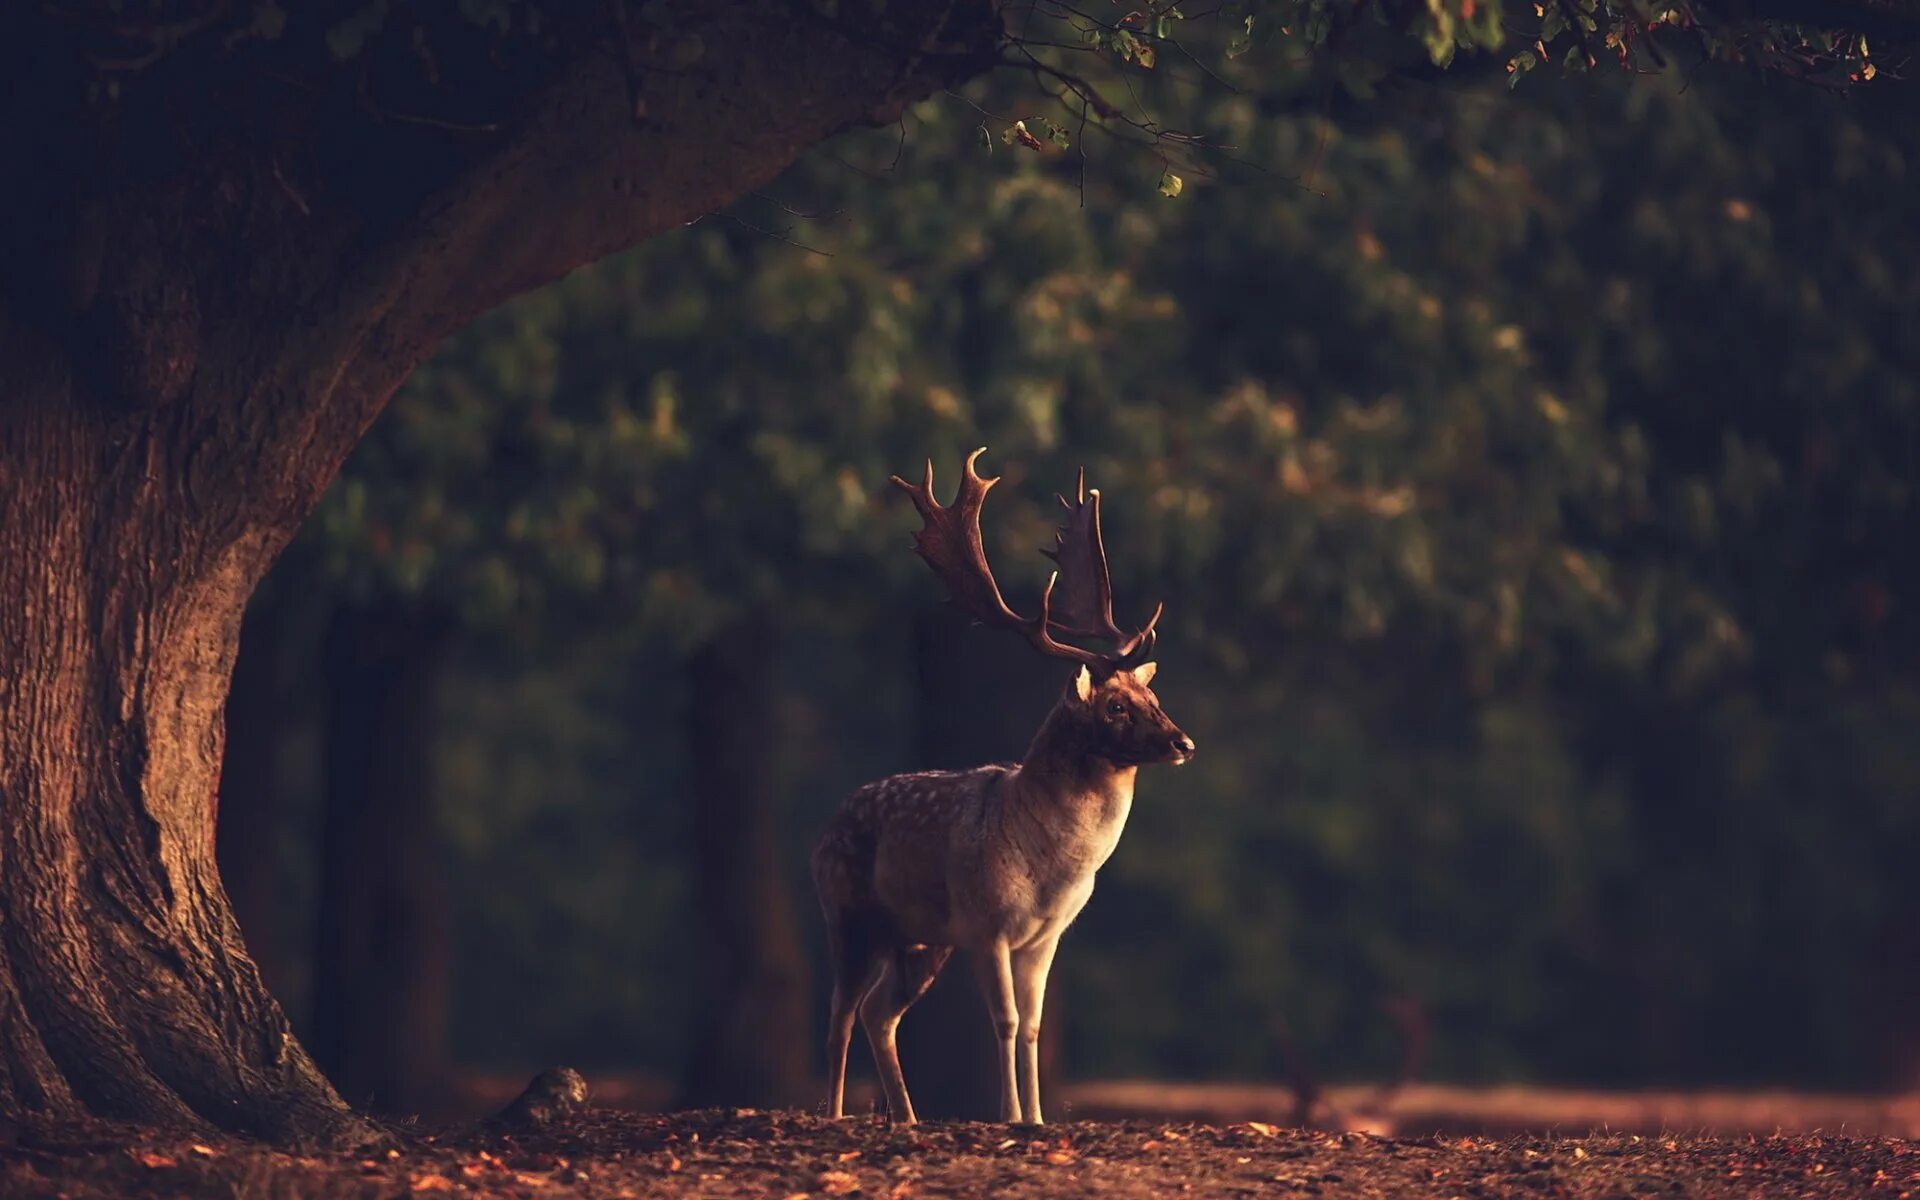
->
[1158,169,1184,198]
[1245,1121,1281,1136]
[135,1151,178,1169]
[817,1168,862,1194]
[410,1173,457,1193]
[1506,49,1539,88]
[1226,15,1254,57]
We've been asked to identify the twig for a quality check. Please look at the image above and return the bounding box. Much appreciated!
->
[722,211,833,258]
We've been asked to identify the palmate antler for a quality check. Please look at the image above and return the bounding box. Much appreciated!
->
[890,448,1160,674]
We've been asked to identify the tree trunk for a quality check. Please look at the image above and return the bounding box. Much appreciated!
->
[0,2,1002,1140]
[309,602,452,1115]
[0,400,363,1143]
[900,609,1069,1120]
[676,613,812,1109]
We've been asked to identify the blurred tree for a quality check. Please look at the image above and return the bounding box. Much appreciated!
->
[677,613,812,1109]
[310,601,454,1113]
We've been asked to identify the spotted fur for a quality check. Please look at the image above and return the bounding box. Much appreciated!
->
[812,662,1193,1125]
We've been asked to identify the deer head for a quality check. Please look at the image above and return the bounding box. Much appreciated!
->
[891,448,1192,766]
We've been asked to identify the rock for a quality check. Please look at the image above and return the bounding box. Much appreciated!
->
[488,1068,591,1132]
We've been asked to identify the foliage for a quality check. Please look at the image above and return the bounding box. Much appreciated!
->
[272,32,1920,1090]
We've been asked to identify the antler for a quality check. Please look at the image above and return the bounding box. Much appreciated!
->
[1042,468,1162,667]
[890,449,1161,673]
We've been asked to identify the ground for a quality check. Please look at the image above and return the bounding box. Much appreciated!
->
[4,1108,1916,1199]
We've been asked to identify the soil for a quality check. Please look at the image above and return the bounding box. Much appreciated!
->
[3,1107,1915,1199]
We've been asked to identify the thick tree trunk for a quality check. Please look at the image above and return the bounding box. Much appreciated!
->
[900,609,1067,1120]
[309,603,452,1115]
[676,613,812,1109]
[0,400,364,1143]
[0,1,1002,1140]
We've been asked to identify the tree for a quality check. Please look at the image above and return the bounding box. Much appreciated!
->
[0,0,1899,1142]
[0,2,999,1140]
[309,600,453,1114]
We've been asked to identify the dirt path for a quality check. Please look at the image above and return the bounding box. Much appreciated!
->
[4,1109,1915,1199]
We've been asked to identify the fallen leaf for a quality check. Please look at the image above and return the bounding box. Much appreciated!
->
[1245,1122,1280,1137]
[817,1168,861,1194]
[409,1172,456,1193]
[1044,1150,1077,1165]
[134,1151,177,1169]
[187,1143,219,1159]
[1141,1140,1163,1151]
[837,1150,863,1162]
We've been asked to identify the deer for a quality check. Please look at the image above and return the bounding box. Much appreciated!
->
[811,448,1195,1126]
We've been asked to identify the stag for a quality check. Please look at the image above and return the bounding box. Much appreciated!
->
[812,449,1194,1125]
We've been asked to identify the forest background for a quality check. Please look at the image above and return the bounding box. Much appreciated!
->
[215,38,1920,1118]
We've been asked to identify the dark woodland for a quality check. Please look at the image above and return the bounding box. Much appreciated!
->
[2,2,1918,1197]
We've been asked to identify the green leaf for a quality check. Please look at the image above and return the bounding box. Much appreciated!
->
[1158,169,1184,198]
[1542,5,1567,42]
[1507,49,1539,88]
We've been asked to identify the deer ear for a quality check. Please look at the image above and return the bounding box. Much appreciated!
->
[1130,661,1158,686]
[1074,665,1095,703]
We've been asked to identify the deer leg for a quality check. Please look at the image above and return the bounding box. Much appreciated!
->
[824,919,885,1119]
[1011,934,1062,1125]
[972,939,1022,1123]
[858,945,950,1125]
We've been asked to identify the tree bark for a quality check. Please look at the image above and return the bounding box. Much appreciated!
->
[676,613,812,1110]
[0,394,365,1144]
[900,608,1068,1120]
[0,2,1000,1139]
[309,602,452,1115]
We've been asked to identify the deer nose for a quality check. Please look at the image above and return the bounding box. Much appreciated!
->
[1171,733,1196,758]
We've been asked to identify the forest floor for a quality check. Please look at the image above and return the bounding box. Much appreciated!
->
[4,1107,1918,1200]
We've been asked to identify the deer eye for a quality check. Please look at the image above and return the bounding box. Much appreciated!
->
[1105,700,1128,717]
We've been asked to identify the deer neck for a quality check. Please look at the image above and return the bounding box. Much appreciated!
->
[1013,700,1138,827]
